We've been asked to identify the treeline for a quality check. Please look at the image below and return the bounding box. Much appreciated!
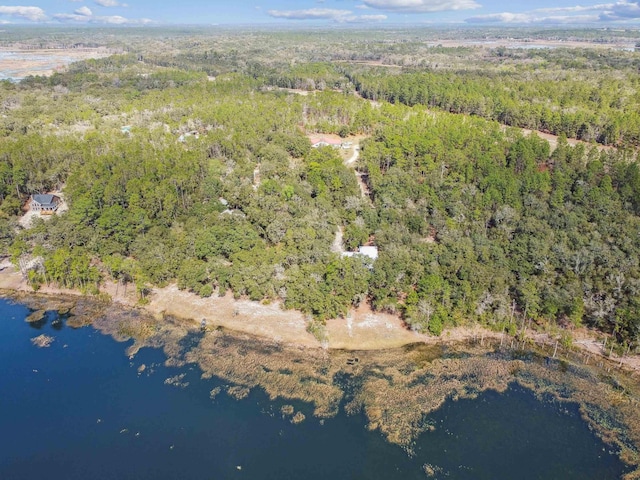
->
[348,69,640,147]
[2,41,640,346]
[3,67,372,319]
[358,113,640,343]
[257,63,351,92]
[220,52,640,148]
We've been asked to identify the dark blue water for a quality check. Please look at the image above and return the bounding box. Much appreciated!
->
[0,298,629,479]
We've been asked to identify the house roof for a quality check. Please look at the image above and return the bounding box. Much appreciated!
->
[359,246,379,260]
[32,194,59,207]
[309,135,343,146]
[312,138,342,146]
[341,246,378,261]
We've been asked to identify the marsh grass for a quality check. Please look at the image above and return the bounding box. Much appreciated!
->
[31,333,54,347]
[8,293,640,478]
[281,405,295,416]
[291,411,306,424]
[227,385,251,400]
[25,310,45,323]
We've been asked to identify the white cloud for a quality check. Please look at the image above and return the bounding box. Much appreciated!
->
[74,6,93,16]
[532,4,610,14]
[267,8,352,20]
[52,13,85,21]
[466,12,530,23]
[361,0,480,13]
[466,12,599,23]
[342,14,387,23]
[95,0,127,7]
[600,0,640,20]
[267,7,388,23]
[0,6,47,22]
[53,11,152,24]
[467,1,640,24]
[101,15,128,23]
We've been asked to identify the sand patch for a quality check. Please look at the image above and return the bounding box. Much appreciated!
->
[326,303,420,350]
[2,263,640,374]
[146,285,319,348]
[0,260,23,290]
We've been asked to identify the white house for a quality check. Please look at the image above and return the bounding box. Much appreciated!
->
[342,246,378,262]
[358,246,379,260]
[311,137,343,149]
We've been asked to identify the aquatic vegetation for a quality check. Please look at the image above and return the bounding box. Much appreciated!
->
[119,314,640,475]
[6,293,640,477]
[209,387,222,400]
[280,405,294,416]
[226,385,251,400]
[291,412,306,424]
[422,463,444,477]
[164,374,189,389]
[279,404,306,423]
[25,310,45,323]
[31,334,54,348]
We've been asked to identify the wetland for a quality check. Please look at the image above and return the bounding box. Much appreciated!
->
[1,294,638,479]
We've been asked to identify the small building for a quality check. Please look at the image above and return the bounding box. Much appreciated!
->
[221,208,246,218]
[311,137,343,149]
[358,246,379,260]
[30,194,61,215]
[342,246,379,263]
[178,131,200,143]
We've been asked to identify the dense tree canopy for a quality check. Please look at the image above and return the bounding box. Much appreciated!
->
[3,27,640,347]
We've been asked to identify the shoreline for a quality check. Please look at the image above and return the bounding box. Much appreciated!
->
[0,260,520,352]
[4,269,640,478]
[1,260,639,370]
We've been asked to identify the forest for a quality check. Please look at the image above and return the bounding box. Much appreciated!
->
[1,26,640,347]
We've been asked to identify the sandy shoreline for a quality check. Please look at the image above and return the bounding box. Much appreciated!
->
[4,263,640,477]
[0,259,432,350]
[1,259,639,371]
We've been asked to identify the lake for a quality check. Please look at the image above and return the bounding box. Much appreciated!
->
[0,297,631,479]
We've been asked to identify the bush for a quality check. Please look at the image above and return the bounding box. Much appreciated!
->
[428,313,444,336]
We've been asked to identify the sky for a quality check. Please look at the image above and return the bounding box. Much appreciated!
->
[1,0,640,26]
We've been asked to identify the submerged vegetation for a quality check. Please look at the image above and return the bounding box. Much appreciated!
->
[2,27,640,348]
